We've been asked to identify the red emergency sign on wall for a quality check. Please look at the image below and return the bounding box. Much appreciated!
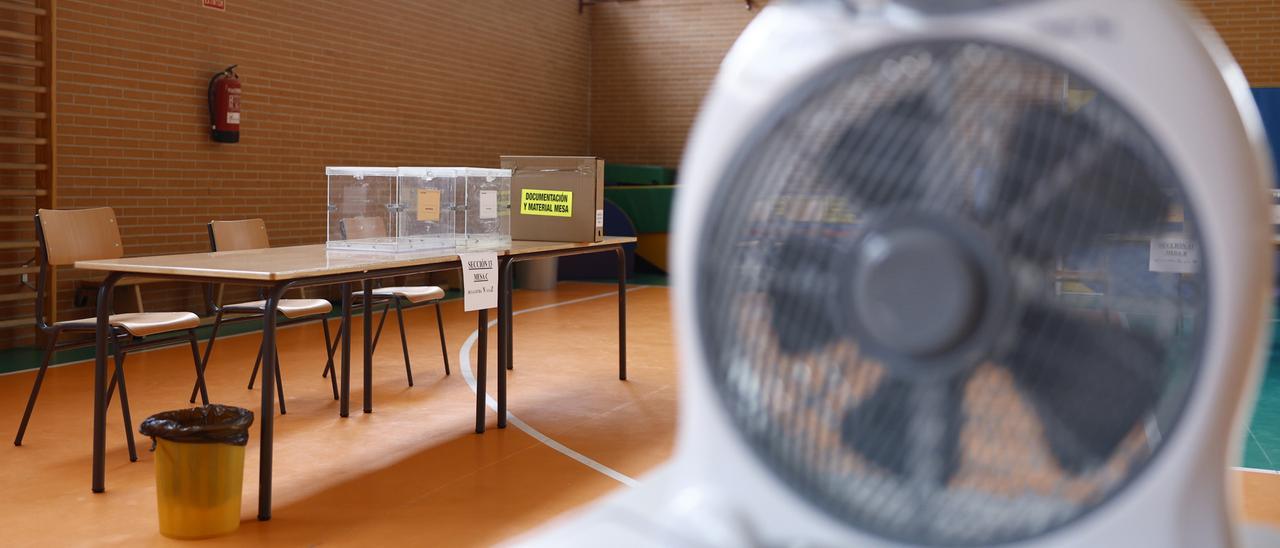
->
[202,0,225,11]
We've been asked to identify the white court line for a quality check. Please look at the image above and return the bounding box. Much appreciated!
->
[1234,466,1280,475]
[458,286,651,487]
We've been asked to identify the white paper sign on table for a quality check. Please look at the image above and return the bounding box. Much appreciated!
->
[1148,235,1199,274]
[459,251,498,311]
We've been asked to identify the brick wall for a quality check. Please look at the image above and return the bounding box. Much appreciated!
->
[4,0,590,338]
[588,0,757,167]
[1189,0,1280,86]
[587,0,1280,170]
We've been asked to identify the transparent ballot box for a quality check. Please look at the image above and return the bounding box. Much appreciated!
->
[326,166,458,252]
[326,166,509,252]
[327,167,396,252]
[456,168,512,250]
[397,167,458,249]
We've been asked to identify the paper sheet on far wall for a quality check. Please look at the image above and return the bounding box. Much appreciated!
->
[1149,235,1199,274]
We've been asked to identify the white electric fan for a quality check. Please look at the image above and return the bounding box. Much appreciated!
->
[522,0,1276,546]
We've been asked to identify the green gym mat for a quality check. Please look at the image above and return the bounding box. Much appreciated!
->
[1245,320,1280,470]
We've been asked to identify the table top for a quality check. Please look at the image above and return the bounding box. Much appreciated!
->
[75,237,636,282]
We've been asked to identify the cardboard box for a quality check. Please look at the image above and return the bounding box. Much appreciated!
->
[501,156,604,243]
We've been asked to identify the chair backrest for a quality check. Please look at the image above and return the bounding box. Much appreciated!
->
[340,216,388,240]
[37,207,124,266]
[208,218,270,251]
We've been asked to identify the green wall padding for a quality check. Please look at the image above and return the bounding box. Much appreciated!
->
[604,185,675,233]
[604,163,676,185]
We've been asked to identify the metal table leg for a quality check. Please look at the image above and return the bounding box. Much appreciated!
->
[340,282,352,418]
[497,257,511,428]
[617,246,627,381]
[504,258,515,372]
[475,308,488,433]
[497,258,506,376]
[91,272,122,494]
[363,279,374,413]
[257,284,286,521]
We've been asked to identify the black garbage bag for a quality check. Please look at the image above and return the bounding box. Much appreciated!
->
[139,404,255,446]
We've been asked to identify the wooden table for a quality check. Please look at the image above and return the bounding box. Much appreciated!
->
[76,236,634,521]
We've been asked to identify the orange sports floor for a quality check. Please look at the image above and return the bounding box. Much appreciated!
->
[0,281,1275,546]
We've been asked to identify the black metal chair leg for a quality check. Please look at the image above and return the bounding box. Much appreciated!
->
[187,330,210,405]
[435,301,450,376]
[105,340,122,408]
[321,317,339,400]
[14,333,59,446]
[247,337,265,390]
[370,299,391,355]
[190,311,224,403]
[274,348,287,415]
[323,318,341,378]
[394,298,413,387]
[112,346,138,462]
[105,361,117,409]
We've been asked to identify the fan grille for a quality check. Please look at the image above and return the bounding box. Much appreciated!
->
[694,41,1206,546]
[889,0,1041,14]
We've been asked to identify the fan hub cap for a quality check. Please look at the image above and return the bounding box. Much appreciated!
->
[841,214,1012,380]
[853,227,983,357]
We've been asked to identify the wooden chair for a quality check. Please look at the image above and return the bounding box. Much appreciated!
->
[190,219,337,414]
[15,208,209,462]
[336,216,451,385]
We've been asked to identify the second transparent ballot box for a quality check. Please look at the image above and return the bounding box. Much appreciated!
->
[396,167,458,250]
[456,168,512,249]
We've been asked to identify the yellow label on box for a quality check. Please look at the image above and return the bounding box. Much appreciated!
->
[520,189,572,217]
[417,189,441,222]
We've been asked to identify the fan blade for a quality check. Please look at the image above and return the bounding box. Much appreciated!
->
[998,104,1171,260]
[1003,304,1164,473]
[822,93,940,209]
[841,375,966,484]
[767,234,845,355]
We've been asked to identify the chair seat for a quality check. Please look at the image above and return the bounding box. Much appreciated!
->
[373,286,446,304]
[223,298,333,319]
[59,312,200,337]
[362,286,446,304]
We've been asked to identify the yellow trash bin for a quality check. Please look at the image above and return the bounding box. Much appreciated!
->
[140,404,255,540]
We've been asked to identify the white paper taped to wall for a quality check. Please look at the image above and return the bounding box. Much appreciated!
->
[1149,235,1199,274]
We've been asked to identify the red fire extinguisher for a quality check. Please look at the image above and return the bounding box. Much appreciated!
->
[207,65,241,143]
